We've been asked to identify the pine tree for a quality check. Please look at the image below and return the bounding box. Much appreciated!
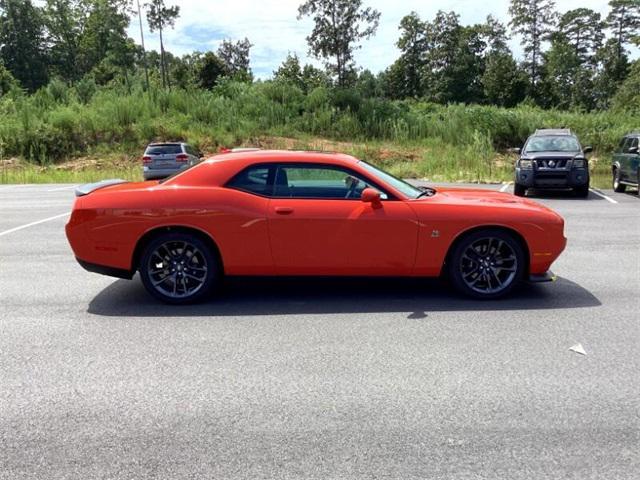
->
[297,0,380,87]
[508,0,556,88]
[606,0,640,61]
[0,0,49,91]
[146,0,180,88]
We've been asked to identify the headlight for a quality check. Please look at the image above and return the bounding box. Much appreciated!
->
[573,159,586,168]
[519,159,534,169]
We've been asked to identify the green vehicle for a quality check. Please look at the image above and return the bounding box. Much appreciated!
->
[612,133,640,194]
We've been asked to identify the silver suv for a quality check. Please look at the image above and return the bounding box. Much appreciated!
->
[142,142,203,180]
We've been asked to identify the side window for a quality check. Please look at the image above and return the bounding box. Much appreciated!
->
[622,138,632,153]
[618,138,628,152]
[631,138,639,151]
[274,165,387,199]
[227,166,273,196]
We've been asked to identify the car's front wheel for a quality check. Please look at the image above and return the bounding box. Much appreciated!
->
[613,168,626,193]
[139,232,220,304]
[448,230,525,300]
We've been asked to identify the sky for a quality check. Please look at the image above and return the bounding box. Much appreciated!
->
[127,0,630,79]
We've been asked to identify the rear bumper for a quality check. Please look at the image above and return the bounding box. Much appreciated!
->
[143,167,184,180]
[76,258,134,280]
[528,271,557,283]
[516,168,589,188]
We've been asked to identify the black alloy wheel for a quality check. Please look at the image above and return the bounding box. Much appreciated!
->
[139,233,219,304]
[448,230,525,299]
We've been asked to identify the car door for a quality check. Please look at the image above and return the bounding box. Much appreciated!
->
[267,163,419,276]
[627,138,640,183]
[613,137,627,179]
[619,137,634,181]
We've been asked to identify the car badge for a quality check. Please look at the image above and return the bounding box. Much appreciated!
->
[431,230,440,238]
[548,160,556,167]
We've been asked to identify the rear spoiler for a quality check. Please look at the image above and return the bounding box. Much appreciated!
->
[75,179,128,197]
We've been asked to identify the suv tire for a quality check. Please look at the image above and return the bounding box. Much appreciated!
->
[574,184,589,198]
[613,168,626,193]
[513,184,526,197]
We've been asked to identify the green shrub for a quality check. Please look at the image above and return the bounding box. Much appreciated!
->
[0,78,638,174]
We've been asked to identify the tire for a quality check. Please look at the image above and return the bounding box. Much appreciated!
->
[574,184,589,198]
[513,183,527,197]
[139,232,220,304]
[447,229,526,300]
[613,168,626,193]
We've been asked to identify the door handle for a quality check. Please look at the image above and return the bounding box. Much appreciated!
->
[275,207,294,215]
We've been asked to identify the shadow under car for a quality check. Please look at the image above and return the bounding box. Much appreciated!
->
[87,275,601,318]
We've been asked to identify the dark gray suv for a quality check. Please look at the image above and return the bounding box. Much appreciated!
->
[612,133,640,194]
[514,129,592,197]
[142,142,203,180]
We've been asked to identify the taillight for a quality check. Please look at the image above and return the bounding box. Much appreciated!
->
[142,155,152,164]
[176,154,189,162]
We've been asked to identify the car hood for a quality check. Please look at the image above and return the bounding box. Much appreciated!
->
[521,151,583,159]
[429,187,558,214]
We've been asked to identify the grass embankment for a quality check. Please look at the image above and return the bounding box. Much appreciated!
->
[0,81,636,185]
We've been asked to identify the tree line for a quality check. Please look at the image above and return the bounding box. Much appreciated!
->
[1,0,639,112]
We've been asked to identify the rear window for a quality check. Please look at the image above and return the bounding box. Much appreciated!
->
[146,144,183,155]
[227,166,273,196]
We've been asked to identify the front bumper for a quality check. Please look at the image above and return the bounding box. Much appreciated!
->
[516,168,589,188]
[143,166,186,180]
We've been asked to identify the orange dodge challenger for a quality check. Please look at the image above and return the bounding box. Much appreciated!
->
[66,150,567,303]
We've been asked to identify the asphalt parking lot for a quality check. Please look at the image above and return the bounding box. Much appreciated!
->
[1,183,639,480]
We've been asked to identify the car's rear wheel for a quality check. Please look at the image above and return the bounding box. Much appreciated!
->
[513,183,526,197]
[448,230,525,300]
[613,168,626,193]
[139,232,219,304]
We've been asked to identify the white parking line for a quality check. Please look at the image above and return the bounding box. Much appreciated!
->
[499,182,513,192]
[589,189,618,204]
[0,184,32,190]
[0,212,70,237]
[47,185,77,192]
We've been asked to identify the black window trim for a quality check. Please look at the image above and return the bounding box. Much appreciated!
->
[225,162,398,201]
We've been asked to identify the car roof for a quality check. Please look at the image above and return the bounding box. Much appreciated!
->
[147,142,188,146]
[204,149,359,166]
[533,129,574,137]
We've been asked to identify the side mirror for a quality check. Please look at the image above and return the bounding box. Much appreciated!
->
[361,188,382,206]
[629,146,639,154]
[583,146,593,154]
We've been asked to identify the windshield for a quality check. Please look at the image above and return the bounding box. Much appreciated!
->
[358,161,424,199]
[525,136,581,153]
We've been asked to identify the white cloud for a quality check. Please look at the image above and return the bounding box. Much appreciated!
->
[128,0,630,79]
